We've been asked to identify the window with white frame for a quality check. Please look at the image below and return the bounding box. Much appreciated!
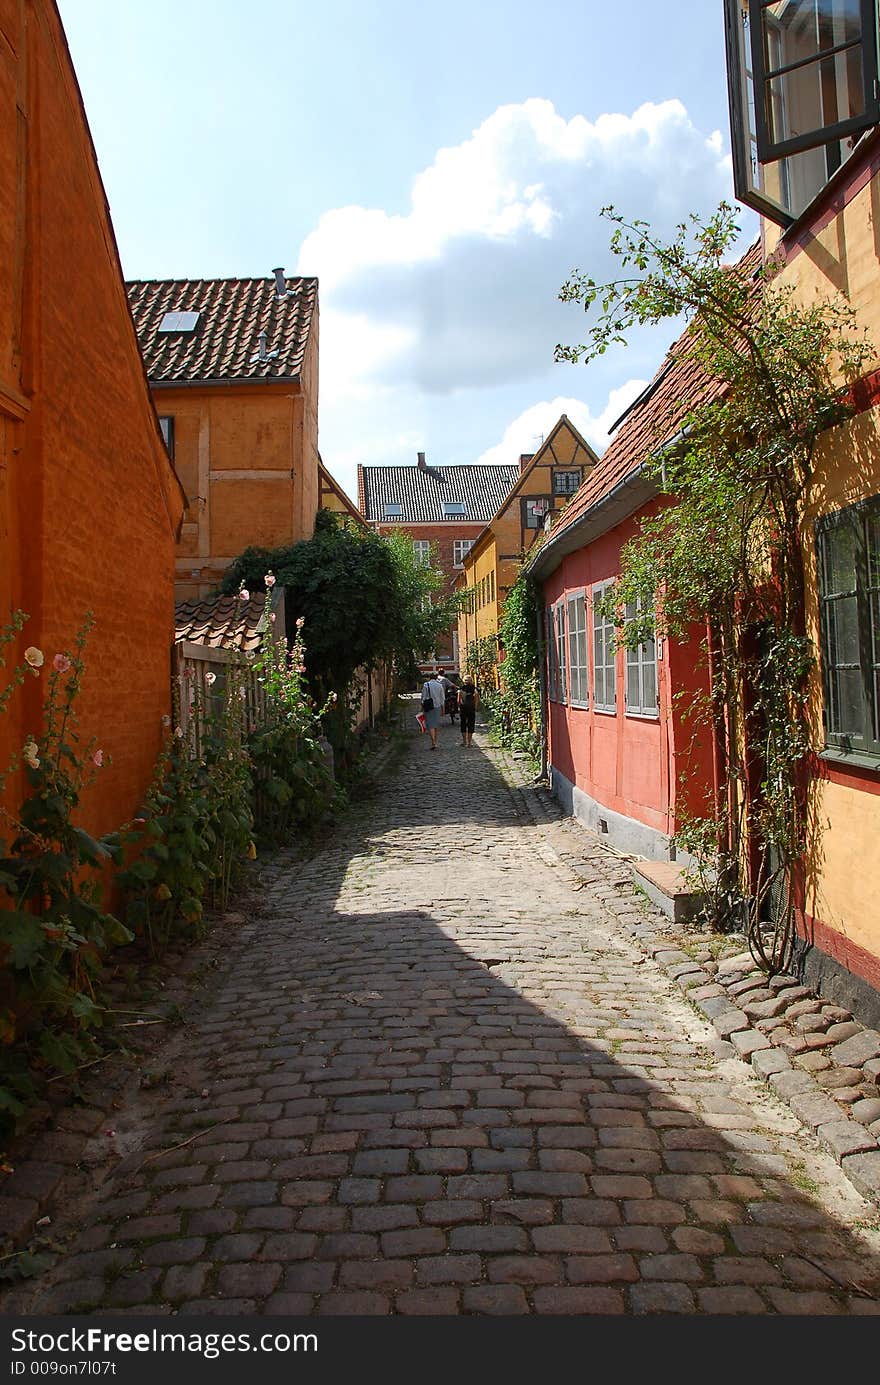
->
[624,596,658,717]
[443,502,467,517]
[566,592,588,706]
[554,602,568,704]
[158,416,175,458]
[546,607,558,701]
[453,539,474,567]
[592,582,617,712]
[384,502,403,519]
[413,540,431,567]
[553,470,582,496]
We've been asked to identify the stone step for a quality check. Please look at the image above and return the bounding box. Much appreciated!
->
[631,860,707,925]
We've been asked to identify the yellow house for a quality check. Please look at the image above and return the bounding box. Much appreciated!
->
[724,1,880,1015]
[457,415,599,681]
[128,270,322,600]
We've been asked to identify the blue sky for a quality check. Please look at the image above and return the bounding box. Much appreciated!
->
[59,0,754,502]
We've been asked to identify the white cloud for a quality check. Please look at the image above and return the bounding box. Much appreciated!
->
[474,382,650,469]
[298,97,734,400]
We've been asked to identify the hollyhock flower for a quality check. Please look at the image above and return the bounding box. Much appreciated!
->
[24,647,43,669]
[93,749,104,767]
[264,572,276,588]
[269,612,276,623]
[296,615,305,629]
[174,725,183,738]
[161,714,171,727]
[205,671,217,686]
[329,691,338,704]
[239,587,250,602]
[53,653,71,674]
[22,739,40,769]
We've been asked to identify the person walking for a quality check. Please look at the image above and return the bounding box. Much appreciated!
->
[420,669,446,750]
[436,666,457,723]
[457,674,479,747]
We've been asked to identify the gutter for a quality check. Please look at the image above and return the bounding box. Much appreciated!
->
[148,374,303,390]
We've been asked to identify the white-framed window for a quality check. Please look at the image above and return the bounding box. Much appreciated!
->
[554,470,582,496]
[443,502,467,517]
[624,596,658,718]
[413,540,431,567]
[554,602,567,704]
[453,539,474,567]
[523,497,551,529]
[384,502,403,519]
[546,607,558,701]
[566,591,589,707]
[592,581,617,713]
[158,415,175,458]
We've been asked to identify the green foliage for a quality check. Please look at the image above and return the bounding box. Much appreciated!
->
[559,203,871,966]
[0,616,131,1138]
[464,637,498,689]
[220,510,462,764]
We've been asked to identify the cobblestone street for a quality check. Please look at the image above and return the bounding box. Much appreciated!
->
[18,715,880,1316]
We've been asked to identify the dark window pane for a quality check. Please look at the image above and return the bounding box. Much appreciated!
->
[823,522,858,592]
[829,593,860,665]
[830,666,864,735]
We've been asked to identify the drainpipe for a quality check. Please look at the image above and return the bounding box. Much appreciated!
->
[536,604,549,782]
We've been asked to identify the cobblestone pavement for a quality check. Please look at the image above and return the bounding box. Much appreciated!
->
[18,715,880,1315]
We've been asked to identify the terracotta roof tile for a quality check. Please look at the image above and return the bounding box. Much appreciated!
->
[360,463,520,525]
[127,274,317,384]
[174,592,272,654]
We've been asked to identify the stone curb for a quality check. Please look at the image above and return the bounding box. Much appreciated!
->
[494,750,880,1208]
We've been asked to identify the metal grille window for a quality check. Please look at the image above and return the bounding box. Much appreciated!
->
[453,539,474,567]
[553,470,582,496]
[624,596,658,717]
[413,540,431,567]
[817,496,880,759]
[592,582,617,713]
[554,602,568,704]
[566,592,589,706]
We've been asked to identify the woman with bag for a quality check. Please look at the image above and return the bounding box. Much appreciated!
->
[420,669,446,750]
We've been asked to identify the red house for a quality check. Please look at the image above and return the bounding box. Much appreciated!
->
[526,336,721,915]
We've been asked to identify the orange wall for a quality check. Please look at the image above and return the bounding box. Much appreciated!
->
[0,0,183,836]
[155,347,320,602]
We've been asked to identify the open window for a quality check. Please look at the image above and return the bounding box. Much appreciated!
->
[725,0,880,225]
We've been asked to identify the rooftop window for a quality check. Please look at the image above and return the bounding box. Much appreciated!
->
[384,503,404,518]
[158,310,201,334]
[443,502,467,517]
[724,0,880,225]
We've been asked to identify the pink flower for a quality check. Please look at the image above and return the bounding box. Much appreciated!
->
[93,749,104,767]
[239,587,250,602]
[264,572,276,588]
[329,691,338,704]
[161,714,171,728]
[269,612,276,623]
[205,671,217,686]
[22,739,40,770]
[53,653,71,674]
[24,647,43,669]
[296,616,305,629]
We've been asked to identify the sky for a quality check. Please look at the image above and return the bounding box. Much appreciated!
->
[58,0,756,503]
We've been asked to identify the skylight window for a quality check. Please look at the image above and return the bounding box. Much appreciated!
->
[158,310,200,334]
[384,503,404,518]
[443,502,467,517]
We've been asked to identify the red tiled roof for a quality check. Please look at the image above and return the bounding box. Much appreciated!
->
[174,591,273,654]
[127,274,317,384]
[538,241,762,556]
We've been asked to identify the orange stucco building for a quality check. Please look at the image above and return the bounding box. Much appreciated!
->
[0,0,184,837]
[128,271,321,601]
[724,0,880,1018]
[457,415,599,683]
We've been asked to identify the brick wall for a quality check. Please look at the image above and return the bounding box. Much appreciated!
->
[0,0,184,838]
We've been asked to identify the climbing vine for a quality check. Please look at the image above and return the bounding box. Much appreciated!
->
[557,202,871,970]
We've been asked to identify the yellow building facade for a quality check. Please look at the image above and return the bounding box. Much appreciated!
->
[457,415,599,682]
[725,0,880,1009]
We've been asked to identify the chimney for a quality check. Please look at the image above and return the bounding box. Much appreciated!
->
[417,451,426,469]
[519,452,534,474]
[272,267,287,299]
